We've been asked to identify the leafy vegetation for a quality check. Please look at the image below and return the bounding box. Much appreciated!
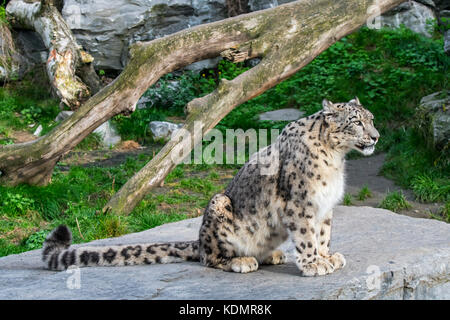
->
[357,185,373,201]
[0,1,6,24]
[0,69,60,145]
[342,194,353,206]
[381,128,449,204]
[379,191,412,212]
[0,154,231,257]
[433,202,450,223]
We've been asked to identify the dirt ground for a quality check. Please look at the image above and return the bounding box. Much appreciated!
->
[344,153,439,219]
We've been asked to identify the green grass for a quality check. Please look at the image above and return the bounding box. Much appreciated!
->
[433,202,450,223]
[411,174,450,203]
[381,128,449,203]
[0,69,60,128]
[74,132,103,151]
[0,154,230,257]
[357,185,373,201]
[342,194,353,206]
[379,191,412,212]
[0,68,61,145]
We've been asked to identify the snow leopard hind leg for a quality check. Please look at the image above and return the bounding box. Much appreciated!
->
[198,194,286,274]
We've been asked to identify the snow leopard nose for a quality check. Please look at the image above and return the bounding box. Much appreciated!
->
[370,130,379,144]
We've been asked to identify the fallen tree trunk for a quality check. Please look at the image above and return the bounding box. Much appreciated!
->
[0,0,405,210]
[6,0,101,109]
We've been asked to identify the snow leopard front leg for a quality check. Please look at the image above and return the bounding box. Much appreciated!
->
[282,203,336,276]
[317,210,346,270]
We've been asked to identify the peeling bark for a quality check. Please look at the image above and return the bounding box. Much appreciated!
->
[6,0,101,109]
[0,0,406,215]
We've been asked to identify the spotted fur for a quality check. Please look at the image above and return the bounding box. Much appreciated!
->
[43,97,379,276]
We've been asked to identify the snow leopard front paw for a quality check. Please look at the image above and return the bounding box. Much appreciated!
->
[297,256,335,276]
[262,250,286,265]
[230,257,259,273]
[325,252,346,270]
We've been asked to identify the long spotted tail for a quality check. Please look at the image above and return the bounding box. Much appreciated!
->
[42,225,200,271]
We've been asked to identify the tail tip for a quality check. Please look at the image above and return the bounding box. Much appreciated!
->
[46,225,72,246]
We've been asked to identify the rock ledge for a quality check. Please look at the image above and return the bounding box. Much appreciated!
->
[0,206,448,299]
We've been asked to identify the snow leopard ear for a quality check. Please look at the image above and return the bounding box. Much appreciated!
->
[349,96,361,105]
[322,99,337,114]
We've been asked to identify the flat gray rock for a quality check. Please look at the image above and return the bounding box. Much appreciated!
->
[0,206,449,300]
[258,109,305,122]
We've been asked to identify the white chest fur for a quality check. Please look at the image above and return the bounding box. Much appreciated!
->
[311,160,345,222]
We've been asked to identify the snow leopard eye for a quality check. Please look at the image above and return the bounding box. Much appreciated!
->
[354,120,363,126]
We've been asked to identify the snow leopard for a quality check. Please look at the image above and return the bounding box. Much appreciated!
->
[42,97,379,276]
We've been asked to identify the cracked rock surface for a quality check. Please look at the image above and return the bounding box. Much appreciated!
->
[0,206,449,299]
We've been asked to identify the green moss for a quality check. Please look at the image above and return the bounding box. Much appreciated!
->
[150,4,169,15]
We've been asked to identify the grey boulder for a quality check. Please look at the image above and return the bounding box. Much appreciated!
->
[61,0,229,71]
[379,1,436,37]
[32,124,43,137]
[59,0,299,71]
[415,91,450,151]
[0,206,448,299]
[93,121,121,148]
[149,121,183,141]
[54,110,75,122]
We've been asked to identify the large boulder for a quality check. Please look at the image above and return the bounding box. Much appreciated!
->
[61,0,229,71]
[0,206,448,299]
[13,30,47,66]
[415,91,450,151]
[441,10,450,55]
[149,121,183,142]
[379,1,436,37]
[434,0,450,12]
[59,0,302,71]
